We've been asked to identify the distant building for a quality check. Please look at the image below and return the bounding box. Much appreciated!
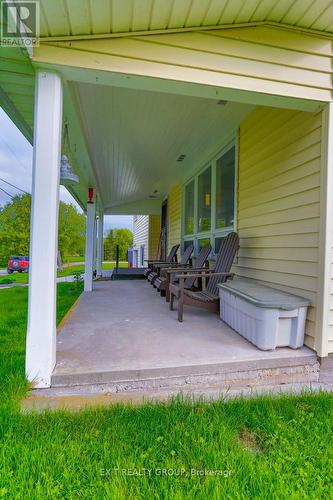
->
[133,215,161,267]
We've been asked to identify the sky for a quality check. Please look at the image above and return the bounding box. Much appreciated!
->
[0,108,133,233]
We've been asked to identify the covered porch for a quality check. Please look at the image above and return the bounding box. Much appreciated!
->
[8,22,331,389]
[51,280,318,392]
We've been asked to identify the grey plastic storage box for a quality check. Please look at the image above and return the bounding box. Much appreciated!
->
[218,278,311,350]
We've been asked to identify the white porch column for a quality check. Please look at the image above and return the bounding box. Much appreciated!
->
[93,216,97,271]
[97,213,104,276]
[25,71,63,388]
[317,103,333,357]
[84,201,96,292]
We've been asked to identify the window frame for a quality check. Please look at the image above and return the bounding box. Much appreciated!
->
[182,136,238,256]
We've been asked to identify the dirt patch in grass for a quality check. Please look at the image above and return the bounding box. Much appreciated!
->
[237,427,263,455]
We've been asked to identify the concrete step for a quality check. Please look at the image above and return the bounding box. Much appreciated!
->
[51,350,319,391]
[23,380,332,412]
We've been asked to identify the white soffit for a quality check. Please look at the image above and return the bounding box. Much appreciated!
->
[70,82,253,212]
[39,0,333,39]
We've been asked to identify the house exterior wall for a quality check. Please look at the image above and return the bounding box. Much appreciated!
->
[168,106,325,352]
[133,215,149,267]
[33,26,333,104]
[167,185,182,254]
[148,215,161,259]
[30,24,333,356]
[234,106,322,351]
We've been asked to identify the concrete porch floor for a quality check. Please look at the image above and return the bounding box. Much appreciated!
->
[52,280,318,389]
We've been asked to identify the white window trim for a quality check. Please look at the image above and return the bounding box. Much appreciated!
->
[182,136,238,256]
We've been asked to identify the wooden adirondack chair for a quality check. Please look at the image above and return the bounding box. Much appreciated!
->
[169,232,239,322]
[153,243,194,296]
[145,244,179,281]
[161,243,212,302]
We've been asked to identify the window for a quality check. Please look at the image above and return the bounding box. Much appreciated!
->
[215,236,225,253]
[216,146,235,229]
[198,238,211,250]
[184,240,194,251]
[140,245,145,267]
[184,180,194,235]
[198,166,211,232]
[182,142,236,255]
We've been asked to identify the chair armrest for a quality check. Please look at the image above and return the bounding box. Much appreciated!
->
[176,272,234,280]
[165,266,193,273]
[169,267,209,274]
[153,262,183,269]
[145,259,166,264]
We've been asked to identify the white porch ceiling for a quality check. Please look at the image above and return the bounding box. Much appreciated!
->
[39,0,333,38]
[71,83,253,213]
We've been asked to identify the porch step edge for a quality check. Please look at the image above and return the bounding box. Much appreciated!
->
[51,355,319,390]
[23,380,332,413]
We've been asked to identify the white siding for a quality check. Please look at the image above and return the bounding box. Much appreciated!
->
[133,215,149,266]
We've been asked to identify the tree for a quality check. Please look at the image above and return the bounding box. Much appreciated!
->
[58,201,86,257]
[0,194,86,266]
[0,194,30,266]
[104,228,133,261]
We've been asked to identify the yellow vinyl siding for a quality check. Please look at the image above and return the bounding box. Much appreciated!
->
[148,215,161,259]
[34,25,333,103]
[167,185,181,254]
[235,107,322,350]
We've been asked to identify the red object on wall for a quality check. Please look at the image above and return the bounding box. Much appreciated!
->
[88,187,94,203]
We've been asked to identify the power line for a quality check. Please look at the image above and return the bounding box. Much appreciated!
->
[0,186,13,199]
[0,134,30,173]
[0,177,28,194]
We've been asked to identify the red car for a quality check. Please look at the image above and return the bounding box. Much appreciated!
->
[7,256,29,274]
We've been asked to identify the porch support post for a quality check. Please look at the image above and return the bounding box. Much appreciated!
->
[84,201,96,292]
[97,213,104,276]
[25,71,63,388]
[317,103,333,358]
[93,216,97,271]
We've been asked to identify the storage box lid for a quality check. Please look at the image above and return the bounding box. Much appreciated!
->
[218,278,311,310]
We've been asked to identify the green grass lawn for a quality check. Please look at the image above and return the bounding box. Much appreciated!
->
[62,255,85,263]
[0,262,128,284]
[0,285,332,498]
[58,261,128,277]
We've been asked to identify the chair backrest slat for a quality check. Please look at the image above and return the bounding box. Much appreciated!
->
[180,244,194,265]
[207,232,239,296]
[184,244,211,288]
[167,244,180,263]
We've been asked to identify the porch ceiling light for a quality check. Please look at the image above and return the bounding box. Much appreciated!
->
[60,123,79,186]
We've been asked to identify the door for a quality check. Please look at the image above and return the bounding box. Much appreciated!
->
[161,200,168,261]
[140,245,145,267]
